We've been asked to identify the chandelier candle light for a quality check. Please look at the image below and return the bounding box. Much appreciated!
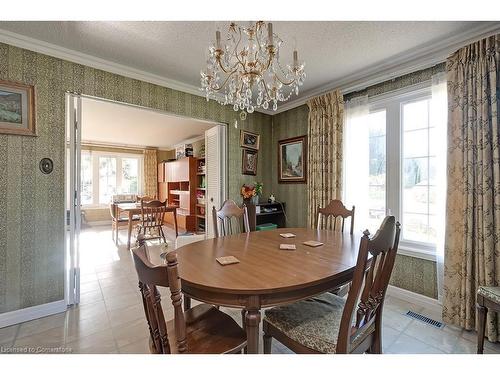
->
[201,21,306,113]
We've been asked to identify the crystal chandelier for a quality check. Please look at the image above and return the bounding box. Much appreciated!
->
[200,21,306,113]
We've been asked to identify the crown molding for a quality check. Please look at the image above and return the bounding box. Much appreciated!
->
[0,28,226,106]
[1,23,499,117]
[272,22,500,114]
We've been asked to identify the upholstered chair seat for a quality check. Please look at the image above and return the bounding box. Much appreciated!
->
[477,286,500,305]
[264,293,375,353]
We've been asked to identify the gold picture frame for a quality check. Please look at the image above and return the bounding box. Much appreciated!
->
[0,80,36,136]
[240,129,260,150]
[278,135,307,183]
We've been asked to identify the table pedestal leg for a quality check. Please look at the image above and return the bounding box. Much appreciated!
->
[245,309,261,354]
[127,212,133,250]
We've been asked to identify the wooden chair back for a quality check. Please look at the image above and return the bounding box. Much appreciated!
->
[336,216,401,353]
[132,235,187,353]
[212,200,250,238]
[140,199,167,229]
[137,195,156,203]
[317,199,355,234]
[109,203,119,221]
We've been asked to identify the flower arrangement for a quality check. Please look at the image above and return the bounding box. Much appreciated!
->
[240,182,263,200]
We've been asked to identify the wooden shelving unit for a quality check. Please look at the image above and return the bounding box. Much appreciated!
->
[195,157,206,234]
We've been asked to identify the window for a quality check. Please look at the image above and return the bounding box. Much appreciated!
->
[344,82,447,256]
[81,150,143,206]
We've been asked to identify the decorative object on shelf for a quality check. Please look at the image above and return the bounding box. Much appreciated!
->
[268,193,276,203]
[198,143,206,158]
[278,135,307,183]
[39,158,53,174]
[241,149,258,175]
[240,129,260,150]
[197,160,206,173]
[0,80,36,136]
[176,143,193,159]
[240,182,262,205]
[200,21,306,113]
[199,175,206,188]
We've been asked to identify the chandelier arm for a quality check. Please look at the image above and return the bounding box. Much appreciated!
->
[210,69,238,92]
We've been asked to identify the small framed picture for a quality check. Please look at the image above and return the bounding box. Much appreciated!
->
[0,80,36,136]
[240,130,260,150]
[278,135,307,183]
[242,149,258,175]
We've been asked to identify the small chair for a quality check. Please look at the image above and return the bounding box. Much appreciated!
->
[476,286,500,353]
[263,216,401,354]
[131,239,247,354]
[212,200,250,238]
[317,199,355,234]
[109,202,140,245]
[136,195,156,202]
[137,199,178,243]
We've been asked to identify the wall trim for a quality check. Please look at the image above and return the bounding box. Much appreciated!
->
[2,23,499,117]
[387,285,441,312]
[272,22,500,114]
[0,300,67,329]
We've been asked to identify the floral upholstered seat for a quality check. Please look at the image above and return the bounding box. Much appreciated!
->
[478,286,500,304]
[263,292,374,353]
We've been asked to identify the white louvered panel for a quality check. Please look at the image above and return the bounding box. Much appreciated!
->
[205,125,222,239]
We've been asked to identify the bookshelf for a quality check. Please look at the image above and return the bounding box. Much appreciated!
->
[195,157,206,233]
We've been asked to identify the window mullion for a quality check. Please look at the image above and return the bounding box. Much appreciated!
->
[385,100,401,223]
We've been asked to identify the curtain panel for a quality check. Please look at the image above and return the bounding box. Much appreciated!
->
[306,90,344,228]
[443,34,500,341]
[143,149,158,199]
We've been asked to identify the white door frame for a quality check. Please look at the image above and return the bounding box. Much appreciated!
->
[65,92,82,306]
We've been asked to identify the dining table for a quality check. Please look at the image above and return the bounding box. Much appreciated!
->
[116,202,177,250]
[167,227,362,354]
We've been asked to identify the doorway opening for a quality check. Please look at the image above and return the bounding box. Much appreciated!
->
[65,93,227,306]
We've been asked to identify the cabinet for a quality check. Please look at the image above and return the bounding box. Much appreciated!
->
[157,157,198,232]
[246,201,286,231]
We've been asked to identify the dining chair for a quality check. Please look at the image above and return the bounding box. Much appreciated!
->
[477,286,500,353]
[317,199,355,234]
[136,195,156,202]
[212,199,250,238]
[137,199,178,243]
[109,202,140,245]
[262,216,401,354]
[131,237,247,354]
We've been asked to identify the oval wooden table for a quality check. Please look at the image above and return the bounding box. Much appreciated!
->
[174,227,362,354]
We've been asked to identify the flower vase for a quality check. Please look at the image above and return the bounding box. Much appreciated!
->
[252,195,259,205]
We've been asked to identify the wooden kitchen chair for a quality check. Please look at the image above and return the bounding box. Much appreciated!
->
[476,286,500,353]
[137,199,178,243]
[110,202,140,245]
[263,216,400,354]
[317,199,355,234]
[212,200,250,238]
[132,240,247,354]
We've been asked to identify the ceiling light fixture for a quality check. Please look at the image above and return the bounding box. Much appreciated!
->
[200,21,306,113]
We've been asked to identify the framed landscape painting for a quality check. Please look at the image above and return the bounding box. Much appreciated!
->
[240,129,260,150]
[241,149,258,175]
[278,135,307,183]
[0,80,36,136]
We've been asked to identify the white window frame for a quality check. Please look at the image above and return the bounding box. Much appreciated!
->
[81,150,144,208]
[368,82,438,261]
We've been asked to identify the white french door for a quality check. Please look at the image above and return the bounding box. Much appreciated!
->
[205,125,227,239]
[65,93,82,306]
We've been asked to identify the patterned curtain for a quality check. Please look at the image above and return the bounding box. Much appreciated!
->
[443,34,500,342]
[306,90,344,228]
[143,149,158,199]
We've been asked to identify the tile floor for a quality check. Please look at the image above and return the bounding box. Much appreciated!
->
[1,225,499,354]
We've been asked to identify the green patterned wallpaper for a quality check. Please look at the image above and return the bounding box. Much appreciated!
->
[0,42,272,313]
[271,105,309,228]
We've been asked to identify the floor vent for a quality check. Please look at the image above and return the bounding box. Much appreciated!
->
[406,310,444,329]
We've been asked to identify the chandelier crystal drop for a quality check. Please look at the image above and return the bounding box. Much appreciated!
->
[200,21,306,113]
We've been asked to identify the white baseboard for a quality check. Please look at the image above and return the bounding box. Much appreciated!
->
[387,285,441,313]
[0,300,67,329]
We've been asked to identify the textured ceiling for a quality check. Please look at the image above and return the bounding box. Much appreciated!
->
[0,21,496,109]
[81,97,214,148]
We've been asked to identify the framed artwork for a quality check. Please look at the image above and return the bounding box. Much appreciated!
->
[241,149,258,175]
[240,130,260,150]
[278,135,307,183]
[0,80,36,136]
